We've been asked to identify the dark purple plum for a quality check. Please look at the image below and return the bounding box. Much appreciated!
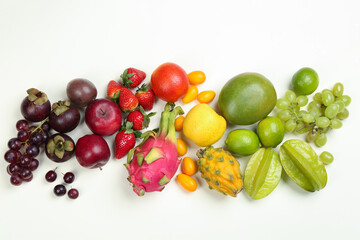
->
[66,78,97,107]
[45,133,75,163]
[21,88,51,122]
[49,100,80,133]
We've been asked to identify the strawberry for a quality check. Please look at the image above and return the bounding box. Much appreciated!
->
[126,107,156,130]
[121,68,146,88]
[118,87,139,112]
[135,84,155,111]
[114,122,141,159]
[107,80,122,102]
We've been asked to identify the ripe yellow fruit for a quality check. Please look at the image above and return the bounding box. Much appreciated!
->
[177,138,188,156]
[183,104,226,147]
[177,174,197,192]
[182,86,198,104]
[174,116,185,131]
[197,90,216,103]
[188,71,206,85]
[181,157,197,176]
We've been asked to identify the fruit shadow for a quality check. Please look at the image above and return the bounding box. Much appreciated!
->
[77,107,86,126]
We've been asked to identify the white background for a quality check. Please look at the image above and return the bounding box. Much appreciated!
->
[1,0,359,239]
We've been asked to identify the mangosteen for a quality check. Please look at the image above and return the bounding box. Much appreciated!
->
[49,100,80,133]
[46,133,75,163]
[21,88,51,122]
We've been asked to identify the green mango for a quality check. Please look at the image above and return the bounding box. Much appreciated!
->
[280,139,327,192]
[218,72,277,125]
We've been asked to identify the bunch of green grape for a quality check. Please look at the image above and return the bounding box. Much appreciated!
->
[276,82,351,147]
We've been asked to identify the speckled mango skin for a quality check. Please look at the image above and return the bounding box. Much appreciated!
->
[197,146,243,197]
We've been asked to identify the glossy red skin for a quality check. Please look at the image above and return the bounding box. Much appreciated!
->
[151,62,189,102]
[75,134,110,169]
[85,98,122,136]
[115,130,136,159]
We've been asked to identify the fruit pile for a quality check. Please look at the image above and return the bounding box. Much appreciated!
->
[275,68,350,147]
[3,63,351,201]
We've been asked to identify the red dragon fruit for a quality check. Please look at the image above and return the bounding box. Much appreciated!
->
[125,103,184,196]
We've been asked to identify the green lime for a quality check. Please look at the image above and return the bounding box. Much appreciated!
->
[291,67,319,95]
[225,129,260,156]
[257,116,285,147]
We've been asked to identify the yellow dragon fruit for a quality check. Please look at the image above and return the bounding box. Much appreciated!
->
[197,146,243,197]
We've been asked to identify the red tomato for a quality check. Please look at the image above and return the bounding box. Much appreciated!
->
[151,63,189,102]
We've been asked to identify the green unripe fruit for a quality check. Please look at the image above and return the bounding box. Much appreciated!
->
[257,117,285,148]
[291,67,319,95]
[219,73,277,125]
[225,129,260,156]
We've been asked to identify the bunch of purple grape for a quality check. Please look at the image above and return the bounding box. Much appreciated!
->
[5,119,50,185]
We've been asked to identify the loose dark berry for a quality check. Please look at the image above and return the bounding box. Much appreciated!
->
[54,184,66,196]
[68,188,79,199]
[63,172,75,184]
[45,170,57,182]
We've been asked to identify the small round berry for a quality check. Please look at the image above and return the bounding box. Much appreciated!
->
[4,150,20,164]
[28,159,39,171]
[20,168,33,180]
[68,188,79,199]
[54,184,67,196]
[45,170,57,182]
[29,132,43,145]
[8,138,22,151]
[41,122,51,132]
[7,163,21,175]
[25,144,40,157]
[63,172,75,184]
[18,154,32,167]
[17,129,30,142]
[16,120,29,131]
[10,174,23,186]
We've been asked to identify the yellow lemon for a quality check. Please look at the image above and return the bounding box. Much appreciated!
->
[183,104,226,147]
